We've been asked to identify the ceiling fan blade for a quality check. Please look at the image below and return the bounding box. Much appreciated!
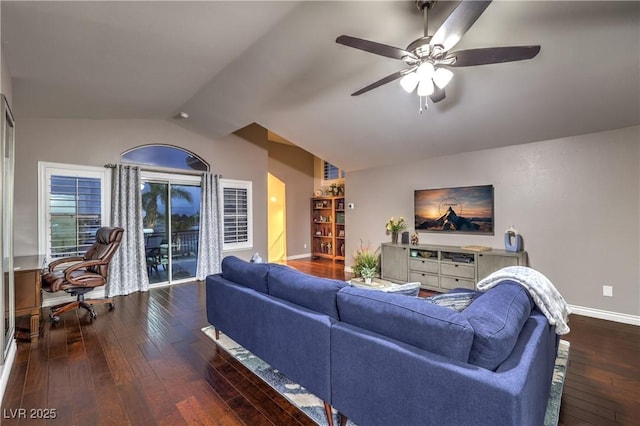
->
[351,69,409,96]
[336,35,415,60]
[430,1,492,52]
[446,46,541,67]
[430,86,446,103]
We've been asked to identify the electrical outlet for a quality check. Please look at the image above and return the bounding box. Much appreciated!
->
[303,243,307,249]
[603,285,613,297]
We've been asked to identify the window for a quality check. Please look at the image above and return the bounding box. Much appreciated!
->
[121,144,209,171]
[141,171,202,284]
[323,160,345,181]
[221,179,252,251]
[38,162,110,259]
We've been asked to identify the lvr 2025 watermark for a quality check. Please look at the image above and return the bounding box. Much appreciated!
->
[3,408,57,419]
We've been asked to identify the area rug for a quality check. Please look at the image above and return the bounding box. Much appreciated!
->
[202,326,569,426]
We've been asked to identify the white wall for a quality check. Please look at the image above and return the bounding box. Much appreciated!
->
[346,126,640,319]
[14,118,269,260]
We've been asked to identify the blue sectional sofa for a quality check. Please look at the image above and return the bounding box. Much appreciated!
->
[206,256,346,425]
[206,256,559,426]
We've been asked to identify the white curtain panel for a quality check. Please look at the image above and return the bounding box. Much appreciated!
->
[195,173,223,280]
[108,164,150,296]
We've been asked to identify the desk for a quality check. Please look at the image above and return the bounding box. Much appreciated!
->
[14,255,45,342]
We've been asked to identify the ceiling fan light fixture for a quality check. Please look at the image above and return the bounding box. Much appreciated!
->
[336,0,541,113]
[417,78,434,97]
[433,67,454,89]
[400,72,419,93]
[416,62,435,80]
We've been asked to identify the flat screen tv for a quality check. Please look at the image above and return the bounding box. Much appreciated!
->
[414,185,494,234]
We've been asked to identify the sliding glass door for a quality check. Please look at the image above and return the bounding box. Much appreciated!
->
[141,173,201,285]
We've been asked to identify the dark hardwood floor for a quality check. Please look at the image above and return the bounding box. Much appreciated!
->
[2,258,638,425]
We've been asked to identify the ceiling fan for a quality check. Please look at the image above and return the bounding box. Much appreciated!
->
[336,0,540,110]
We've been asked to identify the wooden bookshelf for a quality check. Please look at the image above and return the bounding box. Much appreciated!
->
[311,196,345,261]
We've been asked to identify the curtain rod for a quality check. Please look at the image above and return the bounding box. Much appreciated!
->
[104,163,221,178]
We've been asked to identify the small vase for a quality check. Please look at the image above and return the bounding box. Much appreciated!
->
[391,231,399,244]
[364,277,372,285]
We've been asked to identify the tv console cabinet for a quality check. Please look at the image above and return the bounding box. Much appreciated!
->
[381,243,527,292]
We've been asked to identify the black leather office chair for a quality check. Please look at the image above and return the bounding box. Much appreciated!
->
[41,226,124,323]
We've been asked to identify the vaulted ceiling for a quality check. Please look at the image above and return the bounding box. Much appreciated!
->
[2,1,638,171]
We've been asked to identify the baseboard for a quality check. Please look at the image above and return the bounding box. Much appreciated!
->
[344,266,353,274]
[286,253,311,260]
[569,304,640,326]
[0,339,17,406]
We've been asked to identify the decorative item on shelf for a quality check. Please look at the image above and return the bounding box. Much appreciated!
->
[504,225,523,252]
[385,216,406,244]
[461,245,491,252]
[326,183,345,196]
[314,189,323,197]
[352,240,379,278]
[340,243,345,257]
[401,231,410,244]
[410,232,419,245]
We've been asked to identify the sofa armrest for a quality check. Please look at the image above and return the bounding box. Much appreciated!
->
[331,312,556,426]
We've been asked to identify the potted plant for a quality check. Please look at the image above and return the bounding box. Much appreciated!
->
[352,240,379,282]
[359,265,376,284]
[385,216,406,244]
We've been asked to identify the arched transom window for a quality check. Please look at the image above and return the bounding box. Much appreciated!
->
[121,144,209,172]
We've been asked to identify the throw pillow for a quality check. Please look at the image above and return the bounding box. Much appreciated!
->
[425,291,478,312]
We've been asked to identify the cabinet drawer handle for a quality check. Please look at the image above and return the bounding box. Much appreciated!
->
[454,264,459,268]
[455,279,459,282]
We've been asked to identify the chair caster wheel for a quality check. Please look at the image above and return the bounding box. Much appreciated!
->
[108,303,115,311]
[51,315,60,325]
[89,310,97,319]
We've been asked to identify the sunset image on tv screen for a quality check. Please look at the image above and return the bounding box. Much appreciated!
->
[414,185,494,234]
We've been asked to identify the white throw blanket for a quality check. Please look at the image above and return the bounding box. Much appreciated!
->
[476,266,572,335]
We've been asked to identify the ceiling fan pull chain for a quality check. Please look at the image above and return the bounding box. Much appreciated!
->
[419,95,430,114]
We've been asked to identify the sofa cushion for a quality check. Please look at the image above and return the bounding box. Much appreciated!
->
[425,290,479,312]
[221,256,269,293]
[461,281,534,370]
[337,287,474,362]
[267,264,346,320]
